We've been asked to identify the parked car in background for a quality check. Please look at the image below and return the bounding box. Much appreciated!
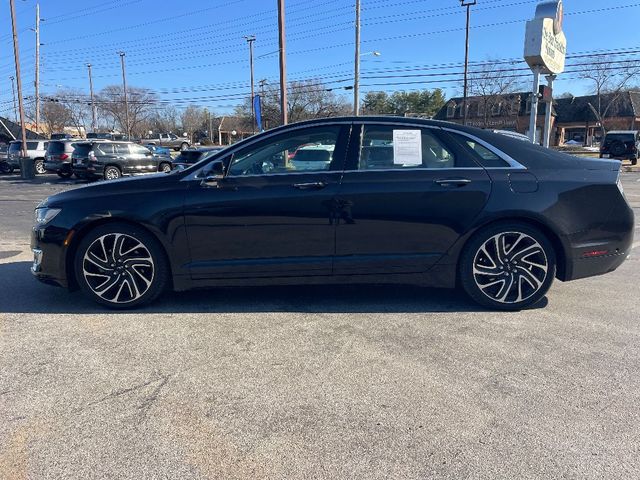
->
[44,139,77,178]
[171,146,225,170]
[143,133,190,151]
[7,140,49,174]
[290,144,335,171]
[86,132,129,141]
[144,144,173,172]
[0,144,11,173]
[31,117,634,310]
[72,141,172,180]
[50,133,73,140]
[600,130,639,164]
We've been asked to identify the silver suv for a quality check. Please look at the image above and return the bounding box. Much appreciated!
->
[8,140,49,174]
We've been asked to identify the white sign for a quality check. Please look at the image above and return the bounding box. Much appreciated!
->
[523,0,567,75]
[393,130,422,166]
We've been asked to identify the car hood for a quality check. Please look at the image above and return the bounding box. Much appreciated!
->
[42,173,179,208]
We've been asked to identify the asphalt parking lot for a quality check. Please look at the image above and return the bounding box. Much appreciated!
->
[1,172,639,479]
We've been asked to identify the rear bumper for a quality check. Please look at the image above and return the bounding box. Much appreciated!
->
[44,161,71,173]
[562,195,634,281]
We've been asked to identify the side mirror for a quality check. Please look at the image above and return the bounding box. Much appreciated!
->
[202,160,226,185]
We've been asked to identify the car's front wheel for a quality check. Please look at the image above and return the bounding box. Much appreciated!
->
[180,142,189,151]
[74,223,169,309]
[158,162,172,173]
[459,222,556,310]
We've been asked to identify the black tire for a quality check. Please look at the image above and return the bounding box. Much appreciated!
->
[632,157,638,166]
[34,159,46,175]
[158,162,172,173]
[609,141,626,157]
[57,171,72,178]
[180,142,189,151]
[0,163,10,174]
[459,222,556,311]
[103,165,122,180]
[74,222,169,309]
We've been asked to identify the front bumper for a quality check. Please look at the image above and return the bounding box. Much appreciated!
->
[30,225,70,288]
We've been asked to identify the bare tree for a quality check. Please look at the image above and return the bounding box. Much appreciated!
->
[148,105,180,134]
[235,79,351,130]
[467,60,523,127]
[580,57,640,137]
[180,105,207,143]
[57,88,90,137]
[40,99,71,135]
[96,85,157,137]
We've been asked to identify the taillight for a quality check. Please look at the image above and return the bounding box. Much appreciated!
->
[60,153,68,160]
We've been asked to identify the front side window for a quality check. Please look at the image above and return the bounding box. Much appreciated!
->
[114,144,129,155]
[228,126,341,177]
[129,144,150,155]
[358,126,456,170]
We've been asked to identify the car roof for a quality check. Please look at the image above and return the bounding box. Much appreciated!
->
[606,130,638,135]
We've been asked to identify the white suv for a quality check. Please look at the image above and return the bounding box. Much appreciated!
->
[7,140,49,174]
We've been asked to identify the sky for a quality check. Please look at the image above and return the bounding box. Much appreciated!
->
[0,0,638,118]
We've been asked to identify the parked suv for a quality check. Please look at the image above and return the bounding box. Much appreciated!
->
[144,133,190,151]
[44,139,77,178]
[72,141,172,180]
[600,130,639,164]
[7,140,48,174]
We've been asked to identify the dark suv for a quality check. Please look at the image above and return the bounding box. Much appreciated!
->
[44,139,77,178]
[600,130,639,165]
[71,141,172,180]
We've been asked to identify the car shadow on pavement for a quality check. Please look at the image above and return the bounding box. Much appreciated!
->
[0,260,547,314]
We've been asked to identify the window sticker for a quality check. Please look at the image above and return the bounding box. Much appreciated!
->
[392,129,422,166]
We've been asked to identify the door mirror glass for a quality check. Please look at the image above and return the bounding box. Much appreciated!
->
[202,160,225,182]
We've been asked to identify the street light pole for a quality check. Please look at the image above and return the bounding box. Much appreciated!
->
[118,52,130,139]
[9,76,17,123]
[9,0,28,159]
[460,0,476,126]
[244,35,256,134]
[87,63,97,133]
[354,0,361,116]
[277,0,288,125]
[34,2,40,133]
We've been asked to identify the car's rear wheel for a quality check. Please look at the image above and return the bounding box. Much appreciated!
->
[74,223,169,309]
[103,165,121,180]
[459,222,556,310]
[158,162,172,173]
[34,159,46,174]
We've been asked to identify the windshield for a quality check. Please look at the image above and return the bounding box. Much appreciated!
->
[604,133,635,144]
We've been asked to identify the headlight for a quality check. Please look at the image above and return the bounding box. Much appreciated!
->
[34,207,61,225]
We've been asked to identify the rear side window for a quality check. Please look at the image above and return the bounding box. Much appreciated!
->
[47,142,65,155]
[94,143,114,155]
[73,144,92,155]
[114,143,129,155]
[358,126,456,170]
[26,142,39,150]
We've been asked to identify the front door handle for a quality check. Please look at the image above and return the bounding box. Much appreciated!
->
[293,181,327,190]
[434,178,471,187]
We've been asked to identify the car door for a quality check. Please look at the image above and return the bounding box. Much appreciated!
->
[183,123,351,280]
[333,122,492,275]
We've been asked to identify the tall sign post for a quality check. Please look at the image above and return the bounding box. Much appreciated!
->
[523,0,566,144]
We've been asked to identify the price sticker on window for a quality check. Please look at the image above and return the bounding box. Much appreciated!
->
[393,130,422,166]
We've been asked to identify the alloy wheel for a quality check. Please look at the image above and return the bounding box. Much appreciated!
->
[35,159,46,174]
[104,167,121,180]
[160,163,171,173]
[82,233,155,304]
[472,231,548,304]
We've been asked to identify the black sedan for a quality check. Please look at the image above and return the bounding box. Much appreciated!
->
[30,117,634,310]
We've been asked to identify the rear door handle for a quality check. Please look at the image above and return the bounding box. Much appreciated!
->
[293,181,327,190]
[434,178,471,187]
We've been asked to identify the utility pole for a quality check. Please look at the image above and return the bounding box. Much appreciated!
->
[354,0,361,116]
[460,0,476,126]
[87,63,97,133]
[259,79,267,130]
[9,76,17,122]
[277,0,288,125]
[244,35,256,133]
[118,52,130,139]
[34,2,41,133]
[9,0,28,159]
